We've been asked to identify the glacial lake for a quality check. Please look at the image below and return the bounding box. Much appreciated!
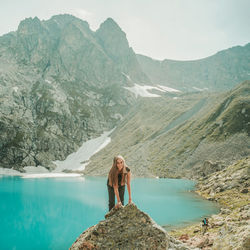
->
[0,175,220,250]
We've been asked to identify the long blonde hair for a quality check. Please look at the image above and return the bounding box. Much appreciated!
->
[108,155,128,187]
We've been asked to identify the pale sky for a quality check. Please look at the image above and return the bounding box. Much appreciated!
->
[0,0,249,60]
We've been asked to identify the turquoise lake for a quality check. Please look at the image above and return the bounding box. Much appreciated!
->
[0,175,220,250]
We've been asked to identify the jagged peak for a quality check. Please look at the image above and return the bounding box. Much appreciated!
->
[48,14,90,30]
[96,17,124,36]
[17,16,43,34]
[50,14,89,28]
[95,17,130,58]
[101,17,119,27]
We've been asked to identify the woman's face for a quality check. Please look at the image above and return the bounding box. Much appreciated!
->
[116,158,123,172]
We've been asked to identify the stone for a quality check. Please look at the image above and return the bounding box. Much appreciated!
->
[241,188,249,193]
[220,208,231,214]
[70,203,191,249]
[179,234,189,241]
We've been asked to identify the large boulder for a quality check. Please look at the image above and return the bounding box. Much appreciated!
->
[70,203,190,249]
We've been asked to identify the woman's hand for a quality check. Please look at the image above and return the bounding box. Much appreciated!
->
[115,201,122,209]
[128,198,132,204]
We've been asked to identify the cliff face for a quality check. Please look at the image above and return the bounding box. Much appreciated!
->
[0,14,147,171]
[70,203,190,249]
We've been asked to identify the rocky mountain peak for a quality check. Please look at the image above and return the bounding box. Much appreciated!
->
[17,16,43,35]
[98,17,123,33]
[95,17,150,83]
[48,14,90,32]
[70,203,189,249]
[95,17,130,59]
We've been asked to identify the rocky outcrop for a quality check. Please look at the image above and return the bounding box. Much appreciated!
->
[198,160,227,177]
[169,158,250,249]
[70,203,191,249]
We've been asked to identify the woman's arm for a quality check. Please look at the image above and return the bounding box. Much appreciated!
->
[127,172,132,203]
[113,185,122,207]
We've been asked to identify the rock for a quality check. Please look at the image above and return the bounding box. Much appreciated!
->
[242,235,250,249]
[179,234,189,241]
[70,203,191,249]
[196,236,209,248]
[220,208,231,214]
[241,188,249,193]
[200,160,226,176]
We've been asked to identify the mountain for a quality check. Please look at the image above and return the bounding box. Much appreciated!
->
[83,80,250,178]
[0,14,249,174]
[0,14,148,171]
[137,43,250,91]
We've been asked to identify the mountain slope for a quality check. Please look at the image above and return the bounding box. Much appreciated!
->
[83,80,250,178]
[137,43,250,91]
[0,14,147,171]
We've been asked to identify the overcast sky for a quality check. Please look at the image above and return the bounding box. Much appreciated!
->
[1,0,249,60]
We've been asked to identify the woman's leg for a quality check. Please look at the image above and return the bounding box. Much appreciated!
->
[118,185,125,205]
[107,185,115,211]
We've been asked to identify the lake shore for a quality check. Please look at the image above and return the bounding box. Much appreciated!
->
[168,158,250,249]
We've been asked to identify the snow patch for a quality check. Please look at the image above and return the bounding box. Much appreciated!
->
[124,84,161,98]
[0,166,82,178]
[13,87,18,92]
[111,113,123,120]
[124,83,181,98]
[157,85,181,93]
[45,79,52,84]
[122,72,132,82]
[192,86,209,91]
[23,166,49,173]
[0,167,22,176]
[52,127,115,172]
[21,173,82,178]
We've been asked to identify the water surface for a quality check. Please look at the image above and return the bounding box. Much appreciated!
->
[0,176,219,250]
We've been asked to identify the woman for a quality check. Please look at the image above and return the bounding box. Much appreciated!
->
[107,155,132,211]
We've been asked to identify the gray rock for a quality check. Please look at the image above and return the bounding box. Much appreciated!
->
[70,203,191,249]
[241,188,249,193]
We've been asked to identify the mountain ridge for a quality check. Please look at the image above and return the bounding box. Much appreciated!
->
[137,43,250,91]
[0,14,249,174]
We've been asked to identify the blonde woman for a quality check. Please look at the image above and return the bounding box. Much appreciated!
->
[107,155,132,211]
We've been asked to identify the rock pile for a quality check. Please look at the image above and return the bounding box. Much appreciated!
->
[197,158,249,197]
[70,203,191,249]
